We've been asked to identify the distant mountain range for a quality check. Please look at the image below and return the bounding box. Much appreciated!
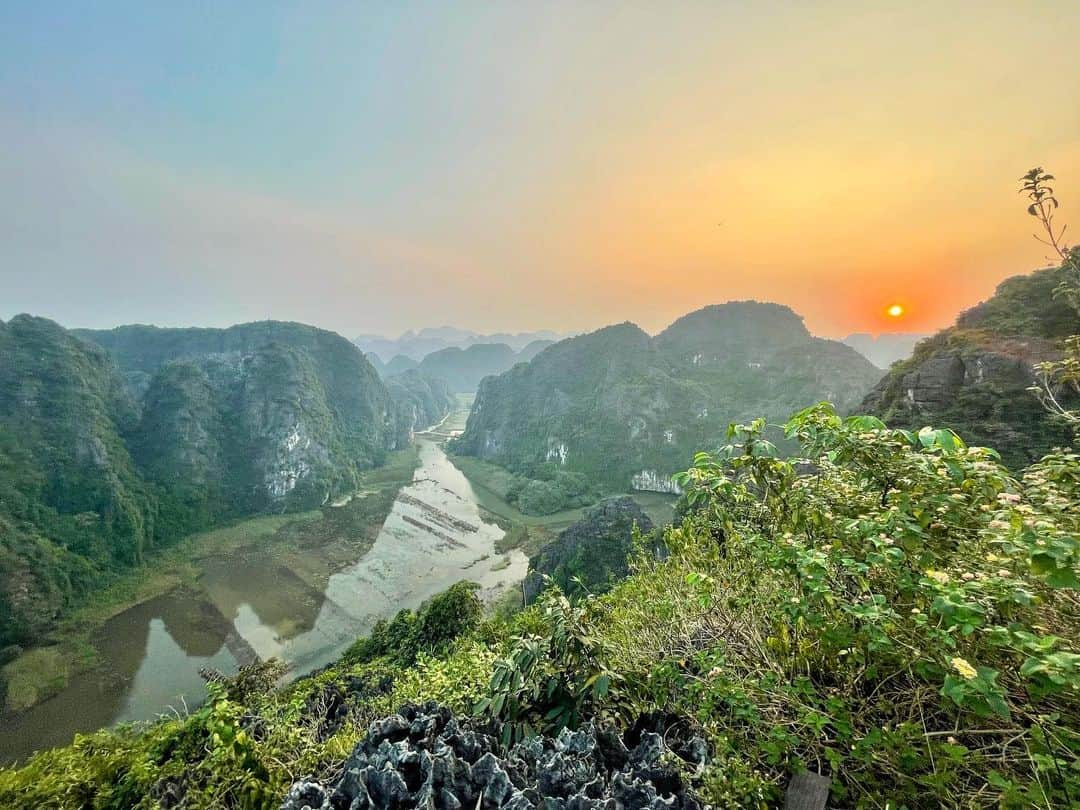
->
[367,340,555,392]
[841,332,928,369]
[454,301,884,498]
[354,326,573,363]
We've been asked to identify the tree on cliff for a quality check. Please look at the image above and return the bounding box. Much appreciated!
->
[1023,167,1080,429]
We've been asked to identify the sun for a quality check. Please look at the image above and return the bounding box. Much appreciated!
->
[886,304,905,318]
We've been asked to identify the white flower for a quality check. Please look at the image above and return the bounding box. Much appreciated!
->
[951,657,978,680]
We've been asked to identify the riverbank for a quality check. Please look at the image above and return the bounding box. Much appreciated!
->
[0,445,420,719]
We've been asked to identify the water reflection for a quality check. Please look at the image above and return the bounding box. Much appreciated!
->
[1,438,527,765]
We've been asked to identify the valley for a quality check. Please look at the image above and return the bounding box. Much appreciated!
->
[3,11,1079,804]
[0,396,674,766]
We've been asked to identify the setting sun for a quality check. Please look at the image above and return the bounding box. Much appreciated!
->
[887,304,905,318]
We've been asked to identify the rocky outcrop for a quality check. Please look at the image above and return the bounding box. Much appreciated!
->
[863,263,1079,467]
[630,469,681,494]
[456,303,883,491]
[523,497,656,603]
[280,702,707,810]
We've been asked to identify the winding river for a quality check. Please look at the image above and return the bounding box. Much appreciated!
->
[1,436,528,765]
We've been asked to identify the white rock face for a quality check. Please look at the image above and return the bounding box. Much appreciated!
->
[266,423,314,498]
[630,469,682,494]
[546,442,568,464]
[283,423,308,453]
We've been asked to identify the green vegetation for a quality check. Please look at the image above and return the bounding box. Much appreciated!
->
[1,647,70,713]
[4,401,1075,808]
[450,449,674,562]
[416,343,519,392]
[1022,167,1080,433]
[453,302,883,494]
[505,466,595,515]
[341,581,483,667]
[0,316,165,650]
[384,368,456,434]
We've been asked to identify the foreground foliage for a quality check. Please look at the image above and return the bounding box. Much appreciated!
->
[2,405,1078,808]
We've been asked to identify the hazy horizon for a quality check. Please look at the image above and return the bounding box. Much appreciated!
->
[3,2,1078,339]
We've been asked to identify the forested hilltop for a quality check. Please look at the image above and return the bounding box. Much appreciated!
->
[0,317,452,649]
[453,301,882,508]
[862,261,1080,466]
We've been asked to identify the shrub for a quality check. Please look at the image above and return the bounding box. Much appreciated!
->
[342,581,482,667]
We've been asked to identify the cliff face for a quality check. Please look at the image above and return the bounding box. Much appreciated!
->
[523,497,656,602]
[456,303,883,491]
[0,316,158,646]
[862,263,1079,467]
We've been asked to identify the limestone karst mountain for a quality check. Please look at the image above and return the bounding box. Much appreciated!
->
[454,302,883,495]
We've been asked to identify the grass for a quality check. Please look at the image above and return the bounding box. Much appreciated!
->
[0,648,70,712]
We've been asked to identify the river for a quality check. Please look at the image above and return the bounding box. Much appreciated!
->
[0,436,528,765]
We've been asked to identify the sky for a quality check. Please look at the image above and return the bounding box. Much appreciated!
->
[2,1,1079,340]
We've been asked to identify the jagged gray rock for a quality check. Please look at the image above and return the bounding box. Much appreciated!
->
[280,702,707,810]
